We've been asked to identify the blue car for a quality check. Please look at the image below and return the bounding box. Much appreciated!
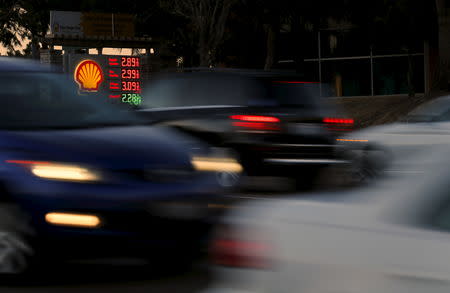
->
[0,59,239,273]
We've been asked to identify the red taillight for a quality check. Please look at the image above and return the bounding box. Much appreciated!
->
[323,117,354,132]
[323,117,354,124]
[230,115,280,123]
[210,226,271,269]
[230,115,280,131]
[232,121,280,131]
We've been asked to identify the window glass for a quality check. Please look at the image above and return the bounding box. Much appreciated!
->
[142,74,319,109]
[0,73,141,129]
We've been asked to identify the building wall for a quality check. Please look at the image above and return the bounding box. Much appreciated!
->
[437,0,450,88]
[276,28,425,97]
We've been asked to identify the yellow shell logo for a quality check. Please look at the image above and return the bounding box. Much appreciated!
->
[74,60,104,92]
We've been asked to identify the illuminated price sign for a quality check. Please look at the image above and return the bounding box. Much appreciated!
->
[122,81,141,91]
[121,93,142,106]
[106,56,143,106]
[121,69,140,79]
[71,55,144,106]
[121,57,140,67]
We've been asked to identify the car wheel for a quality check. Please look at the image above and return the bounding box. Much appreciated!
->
[349,146,389,185]
[215,170,242,189]
[0,203,34,274]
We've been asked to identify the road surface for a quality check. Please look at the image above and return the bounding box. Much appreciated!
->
[0,261,211,293]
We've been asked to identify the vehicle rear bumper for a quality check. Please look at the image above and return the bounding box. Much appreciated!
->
[233,141,346,173]
[263,158,348,165]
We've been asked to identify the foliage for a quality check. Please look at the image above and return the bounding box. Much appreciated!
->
[0,0,23,52]
[160,0,237,66]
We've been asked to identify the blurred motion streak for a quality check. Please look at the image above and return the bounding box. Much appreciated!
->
[139,70,351,190]
[192,157,243,173]
[323,117,354,124]
[336,138,369,142]
[229,115,280,123]
[6,160,51,165]
[8,160,101,182]
[335,94,450,186]
[32,164,100,182]
[45,212,101,228]
[0,58,225,273]
[204,148,450,293]
[210,225,271,269]
[232,121,280,131]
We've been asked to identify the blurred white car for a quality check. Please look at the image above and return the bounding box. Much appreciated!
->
[335,95,450,184]
[205,148,450,293]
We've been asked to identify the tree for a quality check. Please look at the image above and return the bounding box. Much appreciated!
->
[0,0,51,58]
[19,0,50,59]
[0,0,23,53]
[161,0,236,67]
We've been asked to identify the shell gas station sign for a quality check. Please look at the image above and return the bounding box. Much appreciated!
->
[74,60,104,92]
[48,11,147,107]
[70,55,143,106]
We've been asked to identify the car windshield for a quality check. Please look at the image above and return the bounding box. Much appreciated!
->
[0,72,143,130]
[140,74,320,109]
[402,97,450,123]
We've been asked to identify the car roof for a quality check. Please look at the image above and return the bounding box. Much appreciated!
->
[0,57,59,73]
[154,68,318,82]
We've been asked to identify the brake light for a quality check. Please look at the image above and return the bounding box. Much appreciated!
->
[210,226,271,269]
[230,115,280,123]
[323,117,354,132]
[323,118,354,124]
[230,115,280,131]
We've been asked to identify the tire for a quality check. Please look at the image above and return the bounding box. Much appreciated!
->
[348,145,389,185]
[0,203,35,274]
[215,170,243,190]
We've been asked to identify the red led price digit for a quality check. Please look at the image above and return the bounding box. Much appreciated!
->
[121,69,141,79]
[120,57,140,68]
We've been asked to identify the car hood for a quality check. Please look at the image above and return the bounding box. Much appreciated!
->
[0,126,198,169]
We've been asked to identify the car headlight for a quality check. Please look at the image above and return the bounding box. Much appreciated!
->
[191,156,243,173]
[6,160,102,182]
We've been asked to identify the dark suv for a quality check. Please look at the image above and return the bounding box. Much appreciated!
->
[139,70,352,189]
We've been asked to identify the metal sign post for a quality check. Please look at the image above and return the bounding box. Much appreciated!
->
[318,31,322,97]
[370,46,374,96]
